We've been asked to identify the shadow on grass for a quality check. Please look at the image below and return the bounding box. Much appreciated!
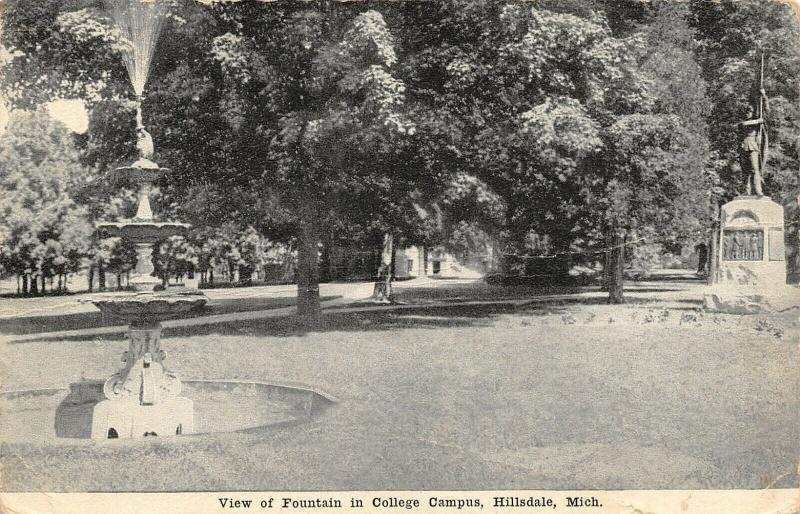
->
[392,283,582,302]
[628,274,705,283]
[158,294,703,339]
[0,296,339,336]
[6,286,703,343]
[162,303,534,340]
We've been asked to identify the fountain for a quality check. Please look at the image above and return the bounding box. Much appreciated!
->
[0,1,337,452]
[87,0,207,439]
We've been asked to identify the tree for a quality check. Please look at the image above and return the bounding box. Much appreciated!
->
[155,235,197,286]
[106,236,136,289]
[399,1,712,301]
[591,2,713,302]
[0,109,93,294]
[200,4,444,316]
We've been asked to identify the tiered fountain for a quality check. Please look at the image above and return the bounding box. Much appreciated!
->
[0,1,336,452]
[88,0,207,439]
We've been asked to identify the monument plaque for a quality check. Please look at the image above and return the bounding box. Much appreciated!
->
[722,229,763,261]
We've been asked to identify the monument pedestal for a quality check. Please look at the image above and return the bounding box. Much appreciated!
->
[704,196,799,313]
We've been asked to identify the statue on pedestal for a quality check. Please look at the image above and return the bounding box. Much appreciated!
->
[704,53,797,313]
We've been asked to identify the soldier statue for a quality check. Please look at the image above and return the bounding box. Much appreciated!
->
[738,88,769,197]
[737,53,769,197]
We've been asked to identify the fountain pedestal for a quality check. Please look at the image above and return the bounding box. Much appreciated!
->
[90,161,207,439]
[89,293,207,439]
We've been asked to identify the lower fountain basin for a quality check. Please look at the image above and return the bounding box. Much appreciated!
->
[0,380,335,445]
[90,290,208,322]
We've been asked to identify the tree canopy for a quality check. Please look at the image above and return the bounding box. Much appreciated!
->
[1,0,799,303]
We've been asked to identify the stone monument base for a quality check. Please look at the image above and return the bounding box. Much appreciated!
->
[703,195,797,313]
[703,285,800,314]
[90,397,194,439]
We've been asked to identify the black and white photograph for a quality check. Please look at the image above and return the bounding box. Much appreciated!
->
[0,0,798,509]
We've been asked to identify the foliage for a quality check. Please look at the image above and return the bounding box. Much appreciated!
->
[0,109,93,287]
[155,234,197,282]
[1,0,798,301]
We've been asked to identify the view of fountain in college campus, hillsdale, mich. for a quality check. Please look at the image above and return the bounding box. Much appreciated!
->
[0,0,333,444]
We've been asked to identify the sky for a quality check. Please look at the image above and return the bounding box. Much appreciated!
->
[0,99,89,137]
[0,16,89,137]
[46,99,90,134]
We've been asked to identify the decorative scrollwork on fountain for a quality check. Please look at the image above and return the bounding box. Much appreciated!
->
[102,322,183,403]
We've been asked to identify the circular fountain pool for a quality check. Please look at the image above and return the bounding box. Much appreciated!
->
[0,380,335,445]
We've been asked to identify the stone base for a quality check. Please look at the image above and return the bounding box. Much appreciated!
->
[90,397,194,440]
[703,285,800,314]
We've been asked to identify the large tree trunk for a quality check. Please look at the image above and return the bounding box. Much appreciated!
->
[98,264,106,292]
[88,265,95,292]
[708,229,719,285]
[16,275,20,294]
[30,274,39,295]
[320,238,332,283]
[296,220,321,320]
[372,233,394,302]
[607,228,625,304]
[707,201,720,285]
[601,232,612,293]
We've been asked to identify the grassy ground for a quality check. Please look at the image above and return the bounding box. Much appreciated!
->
[0,278,797,491]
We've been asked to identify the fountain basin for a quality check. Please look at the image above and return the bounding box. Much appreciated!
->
[91,292,207,323]
[110,163,166,185]
[96,221,189,244]
[0,380,336,444]
[91,290,207,323]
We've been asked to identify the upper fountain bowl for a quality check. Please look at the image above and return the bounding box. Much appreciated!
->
[96,162,187,242]
[132,158,160,170]
[116,162,167,185]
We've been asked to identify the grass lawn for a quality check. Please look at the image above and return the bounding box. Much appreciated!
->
[0,279,797,491]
